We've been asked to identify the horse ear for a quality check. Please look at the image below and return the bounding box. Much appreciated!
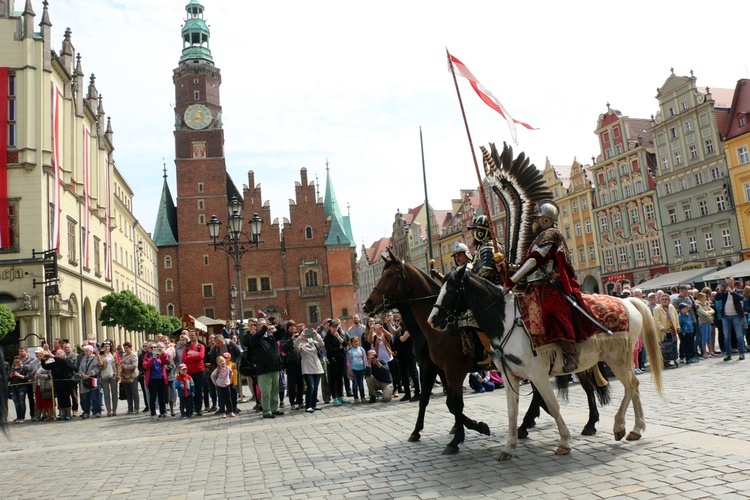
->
[388,246,397,260]
[380,251,389,262]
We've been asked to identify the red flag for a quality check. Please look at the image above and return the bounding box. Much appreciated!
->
[449,53,537,144]
[257,310,266,318]
[0,68,9,248]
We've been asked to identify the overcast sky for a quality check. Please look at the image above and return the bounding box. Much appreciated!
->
[44,0,749,255]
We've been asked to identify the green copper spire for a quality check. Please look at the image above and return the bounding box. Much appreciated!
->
[323,162,355,247]
[180,0,213,64]
[152,165,178,247]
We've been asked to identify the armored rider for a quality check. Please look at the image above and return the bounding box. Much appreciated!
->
[467,215,501,284]
[502,201,596,372]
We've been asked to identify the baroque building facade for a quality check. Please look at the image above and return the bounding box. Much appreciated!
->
[544,159,601,293]
[651,70,741,272]
[155,1,356,327]
[0,1,153,348]
[723,79,750,260]
[591,105,667,294]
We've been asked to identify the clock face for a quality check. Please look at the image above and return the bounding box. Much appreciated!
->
[184,104,212,130]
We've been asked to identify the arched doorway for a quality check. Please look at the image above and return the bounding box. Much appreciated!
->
[581,275,600,294]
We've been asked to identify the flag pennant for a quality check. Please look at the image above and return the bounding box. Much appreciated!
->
[449,53,537,144]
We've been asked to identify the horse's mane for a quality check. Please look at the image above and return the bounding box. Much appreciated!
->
[461,268,508,334]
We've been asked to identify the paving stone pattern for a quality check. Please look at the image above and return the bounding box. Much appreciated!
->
[1,357,748,499]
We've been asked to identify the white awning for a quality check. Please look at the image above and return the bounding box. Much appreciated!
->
[701,260,750,281]
[636,266,717,291]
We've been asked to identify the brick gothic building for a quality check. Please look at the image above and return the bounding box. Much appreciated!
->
[155,1,356,326]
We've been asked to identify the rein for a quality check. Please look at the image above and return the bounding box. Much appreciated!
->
[372,264,439,313]
[446,273,534,398]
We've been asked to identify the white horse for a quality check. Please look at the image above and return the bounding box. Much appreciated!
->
[427,266,663,460]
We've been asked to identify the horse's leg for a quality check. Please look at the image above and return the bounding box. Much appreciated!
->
[579,373,599,436]
[518,384,544,438]
[409,361,437,442]
[497,374,521,460]
[626,384,645,441]
[605,355,638,441]
[529,375,573,456]
[443,372,469,455]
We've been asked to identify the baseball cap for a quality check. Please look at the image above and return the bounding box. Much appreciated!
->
[327,319,339,327]
[678,303,690,309]
[179,363,187,370]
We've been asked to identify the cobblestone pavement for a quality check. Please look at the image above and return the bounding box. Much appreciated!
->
[2,356,749,499]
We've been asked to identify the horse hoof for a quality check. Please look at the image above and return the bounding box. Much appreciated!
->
[442,445,459,455]
[478,422,491,436]
[581,427,597,436]
[408,433,421,442]
[625,431,641,441]
[614,430,626,441]
[554,446,571,455]
[496,452,513,461]
[517,428,529,439]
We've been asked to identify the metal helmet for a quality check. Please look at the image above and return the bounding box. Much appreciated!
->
[532,200,559,230]
[468,215,490,243]
[452,242,472,260]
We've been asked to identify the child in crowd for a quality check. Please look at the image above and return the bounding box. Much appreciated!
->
[488,370,504,389]
[222,352,239,414]
[211,355,235,418]
[468,371,495,393]
[678,303,697,364]
[346,336,368,403]
[174,363,195,419]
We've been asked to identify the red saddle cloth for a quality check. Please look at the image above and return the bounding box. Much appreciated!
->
[518,293,629,350]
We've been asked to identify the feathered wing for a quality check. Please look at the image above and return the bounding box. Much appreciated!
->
[481,142,552,265]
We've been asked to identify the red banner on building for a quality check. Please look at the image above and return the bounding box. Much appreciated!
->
[0,67,10,248]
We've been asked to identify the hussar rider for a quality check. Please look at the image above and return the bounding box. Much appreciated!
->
[502,201,596,372]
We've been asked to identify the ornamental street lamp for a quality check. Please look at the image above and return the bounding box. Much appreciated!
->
[206,196,263,338]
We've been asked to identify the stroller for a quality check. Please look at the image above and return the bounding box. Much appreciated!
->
[661,330,679,368]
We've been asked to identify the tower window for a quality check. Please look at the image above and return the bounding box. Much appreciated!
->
[193,91,200,100]
[198,183,204,193]
[203,255,209,266]
[198,214,205,224]
[305,226,313,239]
[193,79,199,84]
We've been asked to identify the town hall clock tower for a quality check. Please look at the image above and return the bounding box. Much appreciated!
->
[155,0,240,320]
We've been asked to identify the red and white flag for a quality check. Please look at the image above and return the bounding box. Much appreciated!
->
[449,53,537,144]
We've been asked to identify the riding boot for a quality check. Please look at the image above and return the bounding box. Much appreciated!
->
[558,341,578,373]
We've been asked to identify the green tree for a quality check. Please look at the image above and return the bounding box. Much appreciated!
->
[99,290,149,334]
[0,305,15,341]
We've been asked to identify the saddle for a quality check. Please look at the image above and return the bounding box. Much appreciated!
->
[459,329,497,371]
[518,293,630,351]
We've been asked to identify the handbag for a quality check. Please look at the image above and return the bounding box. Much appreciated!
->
[40,378,53,400]
[119,382,127,400]
[82,377,95,390]
[121,368,136,383]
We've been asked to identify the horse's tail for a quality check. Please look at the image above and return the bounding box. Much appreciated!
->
[628,298,664,398]
[554,375,569,401]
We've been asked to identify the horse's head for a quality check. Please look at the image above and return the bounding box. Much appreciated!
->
[363,248,409,315]
[427,264,469,331]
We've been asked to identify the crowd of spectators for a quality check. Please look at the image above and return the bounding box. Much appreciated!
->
[619,276,748,372]
[3,311,446,423]
[11,275,745,424]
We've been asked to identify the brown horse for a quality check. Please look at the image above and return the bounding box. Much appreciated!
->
[363,249,609,454]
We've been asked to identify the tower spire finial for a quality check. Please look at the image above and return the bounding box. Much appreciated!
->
[163,158,168,179]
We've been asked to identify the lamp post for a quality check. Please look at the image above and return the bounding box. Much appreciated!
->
[206,196,263,336]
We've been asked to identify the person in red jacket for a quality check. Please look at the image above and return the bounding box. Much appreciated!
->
[182,330,206,416]
[142,342,171,420]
